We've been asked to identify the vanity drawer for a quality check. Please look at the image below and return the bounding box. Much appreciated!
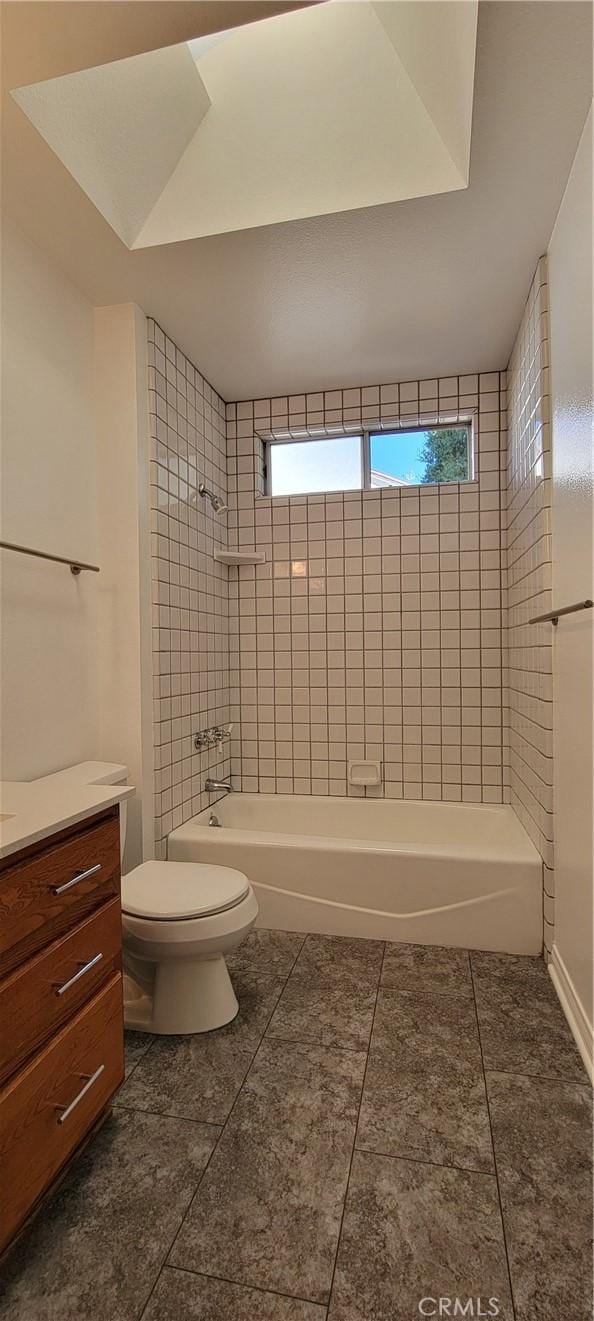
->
[0,973,124,1251]
[0,900,122,1084]
[0,811,120,977]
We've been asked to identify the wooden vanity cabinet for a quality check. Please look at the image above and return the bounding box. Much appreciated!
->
[0,807,125,1252]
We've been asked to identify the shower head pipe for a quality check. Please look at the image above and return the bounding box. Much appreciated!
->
[198,482,228,514]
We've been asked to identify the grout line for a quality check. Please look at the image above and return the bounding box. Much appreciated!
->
[469,957,518,1321]
[477,381,485,802]
[158,1263,329,1312]
[479,1065,589,1086]
[497,369,505,806]
[454,441,459,801]
[158,939,308,1276]
[122,1037,157,1085]
[352,1145,496,1179]
[135,1195,204,1320]
[113,1101,224,1129]
[379,487,386,801]
[379,981,474,997]
[136,949,307,1321]
[376,982,475,1002]
[264,1031,370,1056]
[325,941,386,1310]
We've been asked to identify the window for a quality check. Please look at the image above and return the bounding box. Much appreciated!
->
[268,434,362,497]
[266,423,472,496]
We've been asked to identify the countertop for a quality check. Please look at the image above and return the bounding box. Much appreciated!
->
[0,761,135,861]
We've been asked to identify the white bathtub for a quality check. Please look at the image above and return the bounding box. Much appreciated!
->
[168,794,543,955]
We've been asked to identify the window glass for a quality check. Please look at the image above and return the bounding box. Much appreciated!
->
[266,424,472,496]
[369,426,470,486]
[268,435,363,496]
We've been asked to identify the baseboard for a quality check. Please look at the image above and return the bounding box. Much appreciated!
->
[549,945,594,1084]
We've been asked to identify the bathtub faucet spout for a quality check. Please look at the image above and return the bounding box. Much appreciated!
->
[205,778,232,794]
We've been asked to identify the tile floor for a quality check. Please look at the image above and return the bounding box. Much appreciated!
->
[1,932,591,1320]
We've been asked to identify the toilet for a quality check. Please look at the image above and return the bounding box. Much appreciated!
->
[121,861,258,1034]
[113,772,258,1035]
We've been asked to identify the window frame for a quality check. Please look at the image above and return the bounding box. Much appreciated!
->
[263,418,475,499]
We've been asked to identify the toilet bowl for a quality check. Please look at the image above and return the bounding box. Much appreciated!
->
[121,860,258,1034]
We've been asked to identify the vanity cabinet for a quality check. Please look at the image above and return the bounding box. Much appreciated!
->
[0,807,125,1252]
[0,810,120,977]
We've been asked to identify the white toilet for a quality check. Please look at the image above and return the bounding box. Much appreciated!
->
[121,861,258,1034]
[113,774,258,1035]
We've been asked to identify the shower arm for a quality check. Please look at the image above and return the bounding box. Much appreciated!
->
[198,482,227,514]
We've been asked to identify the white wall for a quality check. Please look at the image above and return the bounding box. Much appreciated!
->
[548,107,593,1075]
[0,218,100,780]
[0,228,153,872]
[94,304,154,869]
[505,259,554,951]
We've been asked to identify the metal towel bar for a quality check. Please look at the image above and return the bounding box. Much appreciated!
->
[0,540,100,575]
[529,599,593,625]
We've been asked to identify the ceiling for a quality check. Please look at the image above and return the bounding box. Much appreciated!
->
[13,3,478,244]
[2,1,592,401]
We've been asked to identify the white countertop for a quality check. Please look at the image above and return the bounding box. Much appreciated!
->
[0,762,135,860]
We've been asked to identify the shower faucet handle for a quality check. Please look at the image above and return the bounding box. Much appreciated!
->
[194,723,233,750]
[211,725,232,744]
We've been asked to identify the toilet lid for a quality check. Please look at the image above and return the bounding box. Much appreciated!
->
[121,860,250,920]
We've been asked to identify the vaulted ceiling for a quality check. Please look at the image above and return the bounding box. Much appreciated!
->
[12,3,478,245]
[2,1,592,399]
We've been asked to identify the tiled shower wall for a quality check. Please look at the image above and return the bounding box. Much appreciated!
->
[147,320,230,858]
[145,312,552,948]
[226,374,507,802]
[505,258,554,951]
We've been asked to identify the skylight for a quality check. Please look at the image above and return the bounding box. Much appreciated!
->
[186,31,232,62]
[13,1,478,248]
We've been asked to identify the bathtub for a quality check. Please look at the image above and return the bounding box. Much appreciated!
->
[168,794,543,955]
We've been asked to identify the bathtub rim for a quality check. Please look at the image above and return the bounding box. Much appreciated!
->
[169,792,542,869]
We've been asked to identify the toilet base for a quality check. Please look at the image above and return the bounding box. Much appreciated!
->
[123,955,239,1035]
[122,883,258,1035]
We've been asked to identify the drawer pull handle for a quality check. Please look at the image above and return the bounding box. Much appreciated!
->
[54,952,104,997]
[52,863,102,895]
[55,1065,105,1124]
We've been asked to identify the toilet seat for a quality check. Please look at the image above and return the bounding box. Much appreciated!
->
[121,860,250,921]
